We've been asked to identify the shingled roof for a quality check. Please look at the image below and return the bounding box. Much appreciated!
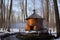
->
[26,10,44,20]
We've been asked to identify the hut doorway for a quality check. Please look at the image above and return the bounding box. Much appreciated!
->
[30,26,34,30]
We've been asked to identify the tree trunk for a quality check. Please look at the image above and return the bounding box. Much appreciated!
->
[25,0,28,18]
[46,0,49,23]
[21,0,25,22]
[1,0,3,28]
[44,0,49,29]
[53,0,60,37]
[7,0,13,32]
[3,0,5,30]
[6,0,9,30]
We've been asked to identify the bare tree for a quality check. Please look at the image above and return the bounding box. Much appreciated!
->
[49,0,56,32]
[3,0,6,30]
[43,0,49,29]
[46,0,49,24]
[7,0,13,32]
[53,0,60,36]
[20,0,27,22]
[1,0,3,28]
[6,0,9,29]
[24,0,28,19]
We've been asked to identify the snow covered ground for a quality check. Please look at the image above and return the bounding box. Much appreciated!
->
[0,22,57,37]
[0,22,59,40]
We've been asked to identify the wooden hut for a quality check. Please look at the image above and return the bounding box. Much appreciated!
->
[16,10,54,40]
[25,10,44,31]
